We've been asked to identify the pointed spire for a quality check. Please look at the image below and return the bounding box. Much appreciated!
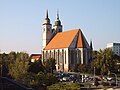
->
[54,9,61,26]
[89,40,93,62]
[46,9,48,19]
[43,9,50,25]
[90,40,93,50]
[57,9,59,20]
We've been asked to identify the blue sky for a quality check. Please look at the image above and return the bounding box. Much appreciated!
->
[0,0,120,54]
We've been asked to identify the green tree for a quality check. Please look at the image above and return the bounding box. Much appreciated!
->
[43,58,56,73]
[0,53,9,77]
[30,72,58,89]
[16,52,29,61]
[47,82,80,90]
[8,59,30,83]
[8,51,17,62]
[29,59,44,74]
[91,48,120,75]
[8,51,30,78]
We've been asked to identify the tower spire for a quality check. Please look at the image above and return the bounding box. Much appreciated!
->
[46,9,48,19]
[54,9,61,26]
[43,9,50,25]
[57,9,59,20]
[90,40,93,50]
[89,40,93,63]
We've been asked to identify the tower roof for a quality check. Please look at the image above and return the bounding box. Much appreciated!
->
[44,29,89,50]
[54,10,62,26]
[43,10,51,25]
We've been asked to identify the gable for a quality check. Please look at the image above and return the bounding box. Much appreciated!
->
[76,31,89,48]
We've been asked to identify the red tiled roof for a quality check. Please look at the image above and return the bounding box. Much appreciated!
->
[44,28,89,50]
[45,29,79,50]
[31,54,42,59]
[31,56,41,59]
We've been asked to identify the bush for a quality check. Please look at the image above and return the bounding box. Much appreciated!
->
[47,82,80,90]
[30,72,58,89]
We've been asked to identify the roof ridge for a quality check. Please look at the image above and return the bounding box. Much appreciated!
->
[59,28,80,33]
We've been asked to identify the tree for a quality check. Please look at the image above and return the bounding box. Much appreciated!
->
[91,48,120,75]
[47,82,80,90]
[0,53,9,77]
[8,51,16,62]
[8,59,30,83]
[30,72,58,89]
[29,59,44,74]
[16,52,29,61]
[8,51,30,81]
[43,58,56,73]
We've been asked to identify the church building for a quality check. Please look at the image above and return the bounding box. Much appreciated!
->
[42,10,92,72]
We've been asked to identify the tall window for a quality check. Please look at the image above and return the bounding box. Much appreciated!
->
[51,52,53,58]
[50,51,51,58]
[54,50,55,59]
[78,50,81,64]
[65,51,66,64]
[71,50,74,64]
[62,49,64,63]
[55,52,57,64]
[62,49,64,71]
[59,52,62,63]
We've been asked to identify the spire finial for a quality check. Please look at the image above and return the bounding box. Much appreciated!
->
[43,9,50,24]
[57,9,59,20]
[90,40,93,50]
[54,9,62,26]
[46,9,48,19]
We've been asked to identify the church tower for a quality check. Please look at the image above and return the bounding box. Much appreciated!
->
[53,10,62,34]
[42,10,52,49]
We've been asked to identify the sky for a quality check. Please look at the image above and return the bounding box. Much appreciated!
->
[0,0,120,54]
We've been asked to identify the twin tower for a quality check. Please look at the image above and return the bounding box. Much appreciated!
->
[42,10,62,50]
